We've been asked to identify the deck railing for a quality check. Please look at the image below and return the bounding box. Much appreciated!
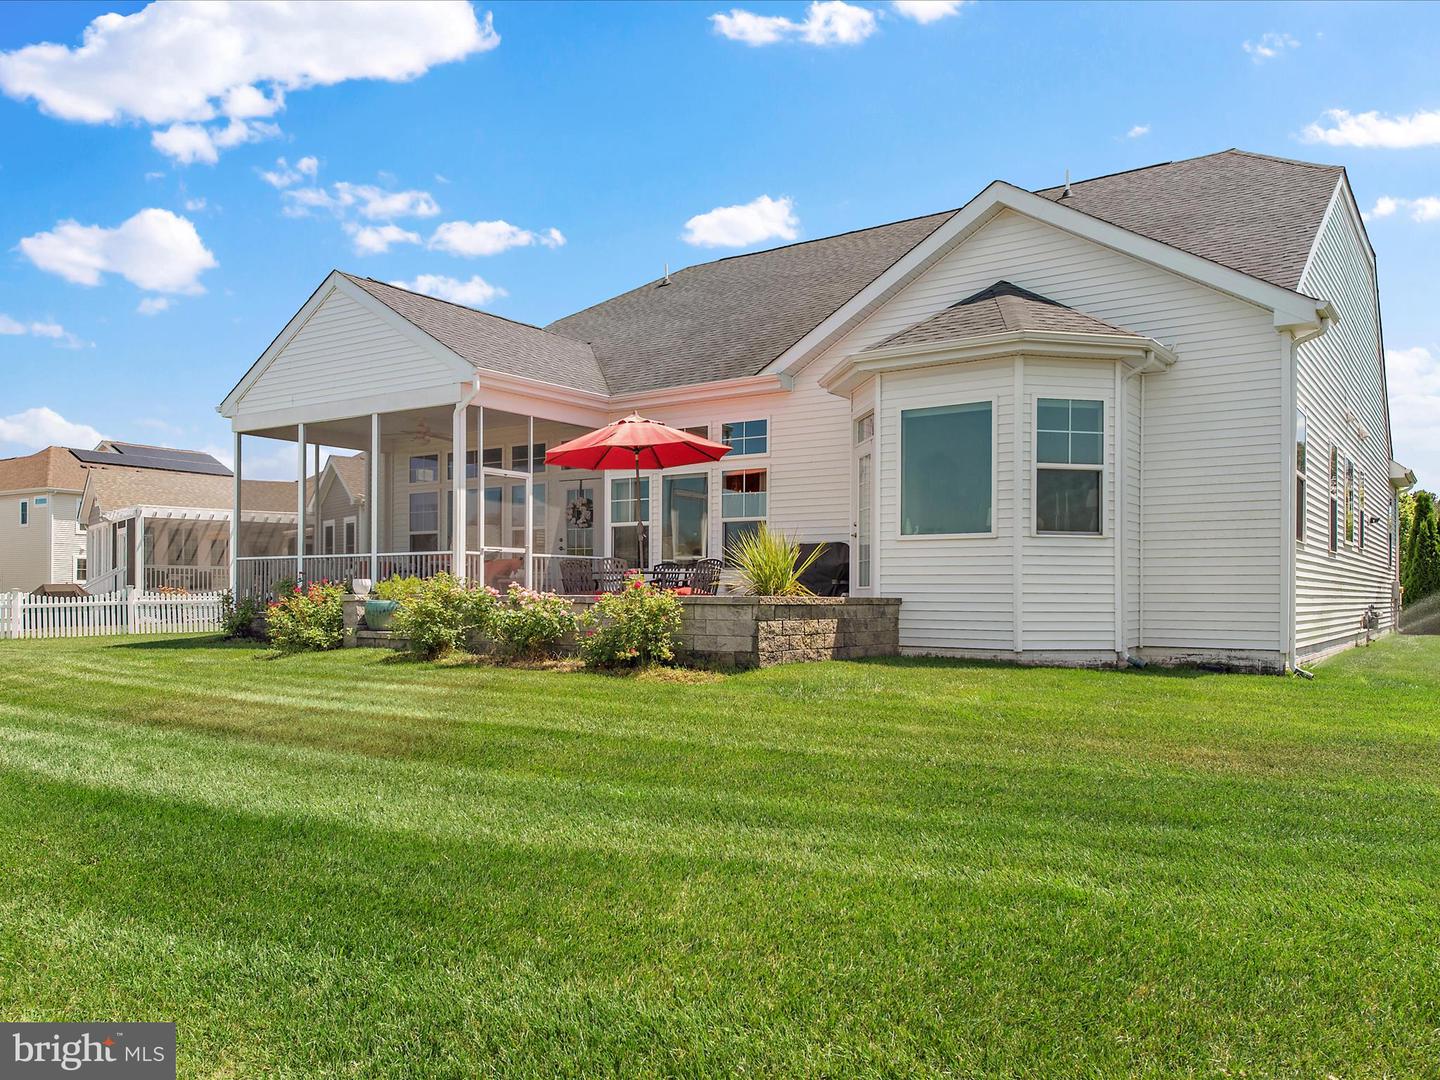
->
[145,564,229,593]
[301,554,373,586]
[83,566,125,596]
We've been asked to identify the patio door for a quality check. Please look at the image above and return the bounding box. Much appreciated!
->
[852,437,874,595]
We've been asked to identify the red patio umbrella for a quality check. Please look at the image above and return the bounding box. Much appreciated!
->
[544,414,732,564]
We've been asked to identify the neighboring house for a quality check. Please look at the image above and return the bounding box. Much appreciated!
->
[218,149,1412,670]
[314,453,368,559]
[79,443,297,594]
[0,446,90,591]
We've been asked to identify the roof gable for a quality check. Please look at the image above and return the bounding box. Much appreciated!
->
[344,275,609,395]
[0,446,89,494]
[869,280,1141,352]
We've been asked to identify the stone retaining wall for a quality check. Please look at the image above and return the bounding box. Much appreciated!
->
[341,594,901,669]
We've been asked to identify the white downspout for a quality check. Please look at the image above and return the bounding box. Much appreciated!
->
[1285,309,1334,675]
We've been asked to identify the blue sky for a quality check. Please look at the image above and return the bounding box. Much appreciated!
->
[1,0,1437,482]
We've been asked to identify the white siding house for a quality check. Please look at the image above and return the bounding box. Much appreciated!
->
[218,150,1410,671]
[0,447,91,592]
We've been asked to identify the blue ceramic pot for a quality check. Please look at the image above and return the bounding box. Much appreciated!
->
[364,598,399,631]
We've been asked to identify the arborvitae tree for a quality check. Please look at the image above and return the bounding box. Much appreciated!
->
[1402,489,1440,606]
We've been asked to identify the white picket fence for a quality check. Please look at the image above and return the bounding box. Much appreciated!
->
[0,588,226,640]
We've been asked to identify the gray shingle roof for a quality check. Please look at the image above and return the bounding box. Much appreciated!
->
[868,281,1142,352]
[333,150,1340,398]
[543,211,956,395]
[1033,149,1343,291]
[342,274,609,395]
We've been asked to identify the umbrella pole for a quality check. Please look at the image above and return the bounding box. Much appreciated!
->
[634,450,645,570]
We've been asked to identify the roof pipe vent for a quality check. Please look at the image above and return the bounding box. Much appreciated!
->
[658,263,671,287]
[1062,169,1071,198]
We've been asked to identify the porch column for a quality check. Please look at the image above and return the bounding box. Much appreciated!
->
[524,414,534,588]
[135,513,146,594]
[451,401,467,579]
[231,430,241,596]
[296,422,307,584]
[369,413,380,585]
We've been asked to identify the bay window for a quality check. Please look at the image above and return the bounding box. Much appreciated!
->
[900,401,992,535]
[1035,398,1103,535]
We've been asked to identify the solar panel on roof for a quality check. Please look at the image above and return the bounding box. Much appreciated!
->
[68,448,232,477]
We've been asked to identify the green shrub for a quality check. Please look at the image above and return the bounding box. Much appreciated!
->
[579,576,683,669]
[390,574,498,660]
[266,581,345,653]
[374,575,424,602]
[728,524,826,596]
[490,584,576,660]
[219,590,263,640]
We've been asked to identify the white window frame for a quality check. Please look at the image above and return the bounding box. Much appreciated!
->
[1295,408,1307,545]
[661,471,710,562]
[74,554,86,581]
[408,490,440,552]
[1031,395,1106,538]
[322,520,335,555]
[408,454,439,485]
[896,395,998,541]
[720,467,769,556]
[719,416,771,460]
[343,516,358,555]
[18,499,29,527]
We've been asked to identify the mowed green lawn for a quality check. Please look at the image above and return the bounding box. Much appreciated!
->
[1,635,1437,1078]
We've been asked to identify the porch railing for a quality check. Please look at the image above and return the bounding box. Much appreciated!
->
[301,554,372,586]
[236,556,295,600]
[145,564,229,593]
[84,566,125,596]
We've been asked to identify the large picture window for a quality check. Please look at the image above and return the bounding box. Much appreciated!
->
[721,469,767,558]
[663,474,708,561]
[900,401,992,535]
[1035,398,1103,535]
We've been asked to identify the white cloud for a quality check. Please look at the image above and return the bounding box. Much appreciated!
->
[892,1,969,23]
[1303,108,1440,149]
[1242,32,1298,61]
[428,219,566,257]
[137,296,173,315]
[282,181,439,220]
[713,1,877,46]
[259,155,318,189]
[1126,124,1150,139]
[682,194,799,248]
[1363,195,1440,223]
[183,196,206,211]
[0,407,103,451]
[0,314,86,347]
[1388,346,1440,487]
[0,2,498,164]
[19,208,217,294]
[347,223,422,255]
[390,274,506,307]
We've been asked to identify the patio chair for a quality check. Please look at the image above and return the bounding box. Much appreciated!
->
[650,561,689,590]
[688,558,723,596]
[594,557,629,594]
[558,558,595,595]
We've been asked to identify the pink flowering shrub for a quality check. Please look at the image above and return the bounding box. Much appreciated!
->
[266,580,346,653]
[579,575,683,669]
[490,583,576,659]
